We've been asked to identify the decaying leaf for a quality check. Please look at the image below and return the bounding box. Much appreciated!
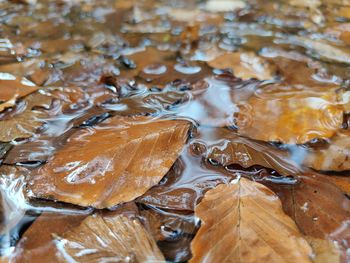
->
[29,116,190,208]
[303,131,350,171]
[190,178,313,263]
[323,175,350,195]
[237,85,343,144]
[0,91,53,142]
[55,214,165,262]
[266,174,350,262]
[11,213,86,263]
[208,52,277,80]
[0,73,38,112]
[196,127,301,176]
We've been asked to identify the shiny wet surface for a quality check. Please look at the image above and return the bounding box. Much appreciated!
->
[0,0,350,262]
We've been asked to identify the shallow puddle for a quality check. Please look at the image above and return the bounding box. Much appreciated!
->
[0,0,349,262]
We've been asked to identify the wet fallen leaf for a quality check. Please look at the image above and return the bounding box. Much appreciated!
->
[29,116,190,208]
[266,174,350,262]
[323,175,350,195]
[196,127,301,176]
[287,36,350,64]
[11,213,86,263]
[0,73,38,112]
[303,131,350,171]
[237,85,343,144]
[208,52,277,80]
[55,213,165,262]
[0,92,53,142]
[190,178,313,263]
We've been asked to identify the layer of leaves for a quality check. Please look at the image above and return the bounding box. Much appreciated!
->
[190,178,313,263]
[29,116,190,208]
[55,213,165,262]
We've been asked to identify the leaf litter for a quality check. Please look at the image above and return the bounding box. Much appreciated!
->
[0,0,350,262]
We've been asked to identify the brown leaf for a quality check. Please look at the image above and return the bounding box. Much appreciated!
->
[11,213,86,263]
[237,85,343,144]
[190,178,313,263]
[266,174,350,262]
[0,92,53,142]
[0,73,38,112]
[324,175,350,195]
[29,116,190,208]
[303,131,350,171]
[196,127,301,176]
[55,213,165,262]
[208,52,277,80]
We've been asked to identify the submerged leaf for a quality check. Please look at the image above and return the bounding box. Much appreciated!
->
[208,52,277,80]
[196,127,301,176]
[237,85,343,144]
[29,116,190,208]
[55,214,165,262]
[0,73,38,112]
[0,92,53,142]
[190,178,313,263]
[303,131,350,171]
[12,213,86,263]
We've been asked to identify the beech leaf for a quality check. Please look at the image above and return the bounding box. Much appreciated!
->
[237,85,343,144]
[208,52,277,80]
[303,131,350,171]
[190,178,313,263]
[55,214,165,262]
[29,116,190,208]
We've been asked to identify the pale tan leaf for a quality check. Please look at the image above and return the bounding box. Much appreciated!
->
[306,238,341,263]
[29,116,190,208]
[56,214,165,262]
[208,52,277,80]
[190,178,313,263]
[303,131,350,171]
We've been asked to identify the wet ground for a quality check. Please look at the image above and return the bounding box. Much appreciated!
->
[0,0,349,262]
